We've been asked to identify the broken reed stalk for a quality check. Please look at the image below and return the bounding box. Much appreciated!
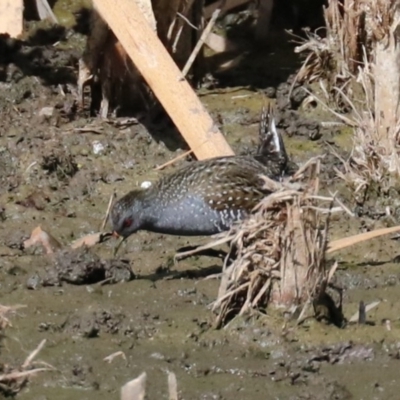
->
[293,0,365,92]
[154,150,193,171]
[181,0,226,77]
[120,371,179,400]
[186,154,400,328]
[208,157,333,327]
[173,154,400,328]
[295,0,400,197]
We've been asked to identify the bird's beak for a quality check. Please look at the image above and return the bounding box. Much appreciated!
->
[113,234,127,256]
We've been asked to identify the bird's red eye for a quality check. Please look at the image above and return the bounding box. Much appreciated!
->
[123,218,133,228]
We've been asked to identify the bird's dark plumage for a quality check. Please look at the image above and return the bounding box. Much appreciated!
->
[111,106,296,238]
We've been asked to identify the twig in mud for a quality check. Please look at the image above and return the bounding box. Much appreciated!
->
[198,86,251,96]
[181,0,227,77]
[0,339,54,395]
[0,368,52,383]
[72,118,139,135]
[154,150,192,171]
[328,191,355,217]
[104,351,127,363]
[303,88,356,127]
[73,127,104,134]
[101,192,117,231]
[175,234,230,261]
[25,161,37,174]
[106,117,140,127]
[22,339,47,369]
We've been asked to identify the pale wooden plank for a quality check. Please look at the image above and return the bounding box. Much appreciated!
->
[92,0,234,160]
[0,0,23,38]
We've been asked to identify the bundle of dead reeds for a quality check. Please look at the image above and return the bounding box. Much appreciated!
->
[209,157,338,328]
[294,0,400,198]
[293,0,373,92]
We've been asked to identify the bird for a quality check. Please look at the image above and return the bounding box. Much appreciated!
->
[110,106,296,239]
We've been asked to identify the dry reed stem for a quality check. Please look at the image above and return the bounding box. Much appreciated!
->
[155,150,193,171]
[101,191,116,231]
[181,1,226,77]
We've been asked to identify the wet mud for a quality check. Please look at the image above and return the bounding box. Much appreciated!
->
[1,3,400,399]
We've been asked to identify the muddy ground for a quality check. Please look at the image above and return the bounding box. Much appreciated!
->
[1,3,400,400]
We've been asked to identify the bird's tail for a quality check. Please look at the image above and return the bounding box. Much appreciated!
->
[257,104,288,164]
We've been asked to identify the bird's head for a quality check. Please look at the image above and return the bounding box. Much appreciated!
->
[110,190,146,238]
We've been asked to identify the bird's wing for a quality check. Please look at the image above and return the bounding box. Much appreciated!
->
[196,160,270,212]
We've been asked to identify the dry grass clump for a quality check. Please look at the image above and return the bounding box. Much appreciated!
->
[210,158,338,328]
[330,64,400,200]
[293,0,366,94]
[294,0,398,93]
[294,0,400,199]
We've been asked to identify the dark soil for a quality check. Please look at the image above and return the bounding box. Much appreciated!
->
[1,2,400,400]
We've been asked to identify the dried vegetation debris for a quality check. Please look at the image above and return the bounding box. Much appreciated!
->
[293,0,369,90]
[0,334,53,397]
[208,157,340,327]
[294,0,400,201]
